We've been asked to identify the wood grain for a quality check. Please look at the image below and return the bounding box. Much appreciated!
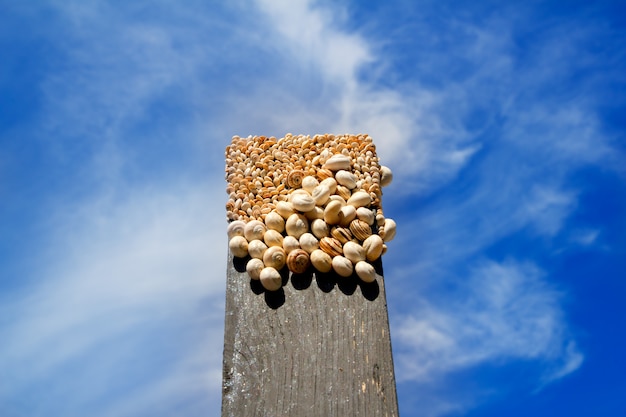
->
[221,252,399,416]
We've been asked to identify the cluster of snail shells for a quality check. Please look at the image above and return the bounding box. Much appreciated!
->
[227,145,396,292]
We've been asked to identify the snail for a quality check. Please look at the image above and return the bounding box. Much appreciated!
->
[301,176,319,193]
[282,235,301,254]
[287,169,305,188]
[285,213,309,239]
[347,191,371,208]
[323,154,351,171]
[319,237,343,257]
[362,234,384,261]
[287,249,310,274]
[229,236,249,258]
[260,267,282,291]
[342,241,366,264]
[349,219,372,241]
[248,239,268,259]
[299,232,320,254]
[355,261,377,283]
[310,218,330,239]
[264,211,285,233]
[310,249,332,273]
[291,193,316,212]
[246,258,264,280]
[331,255,353,277]
[244,220,266,242]
[263,246,287,270]
[227,220,246,239]
[380,166,393,187]
[335,170,357,189]
[263,229,284,248]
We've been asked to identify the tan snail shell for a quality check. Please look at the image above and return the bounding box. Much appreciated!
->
[355,261,377,283]
[246,258,265,280]
[282,235,301,254]
[229,236,249,258]
[263,246,287,270]
[311,184,331,206]
[291,193,316,212]
[287,169,305,188]
[347,191,372,208]
[349,219,372,241]
[335,170,357,189]
[244,220,267,241]
[276,201,296,219]
[264,211,285,233]
[380,166,393,187]
[323,154,351,171]
[310,218,330,239]
[338,205,357,227]
[342,241,366,264]
[263,229,284,248]
[299,232,319,254]
[319,177,338,195]
[330,226,352,244]
[285,213,309,239]
[323,200,343,225]
[335,185,352,201]
[319,236,343,257]
[301,176,319,193]
[260,267,282,291]
[310,249,332,273]
[332,255,353,277]
[380,218,397,242]
[356,207,375,226]
[248,239,268,259]
[362,234,384,261]
[287,249,310,274]
[376,213,386,227]
[227,220,246,239]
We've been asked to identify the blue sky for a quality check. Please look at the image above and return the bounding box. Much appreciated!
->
[1,1,625,416]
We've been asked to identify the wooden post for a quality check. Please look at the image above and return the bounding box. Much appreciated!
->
[221,253,399,416]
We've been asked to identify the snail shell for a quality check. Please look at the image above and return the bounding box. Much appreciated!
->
[263,229,284,247]
[287,169,305,188]
[310,249,332,273]
[355,261,377,283]
[335,185,352,201]
[263,246,287,270]
[299,232,320,254]
[310,218,330,239]
[248,239,268,259]
[323,154,351,171]
[380,166,393,187]
[349,219,372,241]
[227,220,246,239]
[285,213,309,239]
[264,211,285,233]
[260,267,283,291]
[363,234,384,261]
[356,207,375,226]
[335,170,357,189]
[244,220,267,241]
[246,258,265,280]
[291,193,316,212]
[381,218,397,242]
[323,200,343,225]
[319,177,338,195]
[287,249,310,274]
[338,205,357,227]
[301,176,319,193]
[343,241,366,264]
[332,255,353,277]
[347,191,372,208]
[304,206,324,221]
[319,236,343,257]
[276,201,296,219]
[311,184,331,206]
[330,226,352,244]
[229,236,249,258]
[317,168,334,180]
[283,235,301,254]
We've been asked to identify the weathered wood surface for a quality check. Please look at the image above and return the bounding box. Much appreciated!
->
[221,251,399,416]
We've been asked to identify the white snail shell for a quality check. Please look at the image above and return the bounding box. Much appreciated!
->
[301,176,319,193]
[356,207,375,226]
[310,249,332,273]
[282,235,301,254]
[338,205,357,227]
[355,261,377,283]
[291,193,316,212]
[248,239,268,259]
[347,191,372,208]
[311,184,331,206]
[343,241,366,264]
[260,267,282,291]
[335,170,357,189]
[332,255,353,277]
[323,154,351,171]
[363,234,384,261]
[381,218,397,242]
[244,220,267,241]
[263,229,284,247]
[304,206,324,221]
[285,213,309,239]
[310,218,330,239]
[246,258,265,280]
[227,220,246,239]
[320,177,338,195]
[380,166,393,187]
[299,232,319,254]
[323,200,343,225]
[263,246,287,270]
[229,235,249,258]
[276,201,296,219]
[264,211,285,233]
